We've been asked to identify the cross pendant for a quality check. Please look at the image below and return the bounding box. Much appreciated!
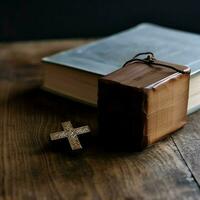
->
[50,121,90,150]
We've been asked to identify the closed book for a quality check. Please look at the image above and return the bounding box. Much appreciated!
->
[98,56,191,150]
[42,23,200,114]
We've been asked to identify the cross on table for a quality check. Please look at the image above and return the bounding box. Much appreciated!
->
[50,121,90,150]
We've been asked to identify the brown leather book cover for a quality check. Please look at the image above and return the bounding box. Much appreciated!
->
[98,54,190,151]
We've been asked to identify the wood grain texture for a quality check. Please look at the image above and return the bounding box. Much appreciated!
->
[172,111,200,186]
[0,40,200,200]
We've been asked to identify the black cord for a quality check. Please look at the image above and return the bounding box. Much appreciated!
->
[122,52,190,74]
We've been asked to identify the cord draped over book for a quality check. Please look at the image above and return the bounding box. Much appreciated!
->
[122,52,190,74]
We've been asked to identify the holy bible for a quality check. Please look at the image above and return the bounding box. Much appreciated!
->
[43,23,200,114]
[98,53,190,150]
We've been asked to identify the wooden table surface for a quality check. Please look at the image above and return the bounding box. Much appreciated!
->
[0,40,200,200]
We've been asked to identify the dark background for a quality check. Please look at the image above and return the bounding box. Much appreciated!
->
[0,0,199,41]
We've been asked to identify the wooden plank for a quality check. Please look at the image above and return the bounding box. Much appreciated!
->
[172,111,200,186]
[0,90,199,200]
[0,40,200,199]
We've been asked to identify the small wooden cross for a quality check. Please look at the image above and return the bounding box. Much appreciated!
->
[50,121,90,150]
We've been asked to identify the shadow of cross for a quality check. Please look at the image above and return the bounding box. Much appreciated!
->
[50,121,90,150]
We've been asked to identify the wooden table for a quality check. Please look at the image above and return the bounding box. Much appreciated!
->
[0,40,200,200]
